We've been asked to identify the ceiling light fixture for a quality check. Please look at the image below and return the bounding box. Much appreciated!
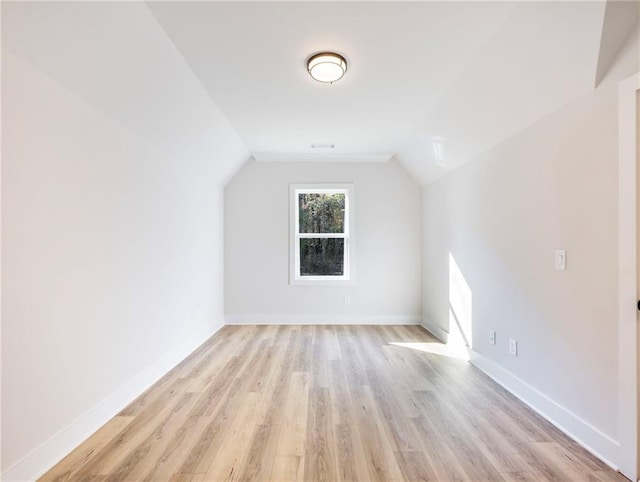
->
[307,52,347,83]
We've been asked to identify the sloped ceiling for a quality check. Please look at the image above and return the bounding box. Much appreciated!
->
[148,0,622,185]
[4,1,635,186]
[595,0,639,87]
[147,1,516,162]
[2,1,250,186]
[396,0,611,184]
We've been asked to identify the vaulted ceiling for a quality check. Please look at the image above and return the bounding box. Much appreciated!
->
[4,1,638,185]
[147,1,516,163]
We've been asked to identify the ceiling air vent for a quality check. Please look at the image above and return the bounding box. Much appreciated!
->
[311,143,335,149]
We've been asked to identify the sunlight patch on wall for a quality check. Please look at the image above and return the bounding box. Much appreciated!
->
[449,252,473,352]
[388,252,472,361]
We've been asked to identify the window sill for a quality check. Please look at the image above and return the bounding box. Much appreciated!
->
[290,277,354,286]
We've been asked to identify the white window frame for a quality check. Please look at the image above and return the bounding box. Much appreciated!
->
[289,183,354,286]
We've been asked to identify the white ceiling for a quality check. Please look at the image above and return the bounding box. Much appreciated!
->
[397,0,617,183]
[147,1,517,159]
[147,0,634,182]
[5,1,636,185]
[3,1,250,186]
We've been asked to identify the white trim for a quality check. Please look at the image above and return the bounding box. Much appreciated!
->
[618,72,640,482]
[0,2,4,476]
[1,321,224,482]
[420,318,449,343]
[253,152,392,163]
[469,350,620,471]
[289,183,355,285]
[225,314,421,325]
[297,233,345,239]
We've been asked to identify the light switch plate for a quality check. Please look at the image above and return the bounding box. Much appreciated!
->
[555,250,567,270]
[489,331,496,345]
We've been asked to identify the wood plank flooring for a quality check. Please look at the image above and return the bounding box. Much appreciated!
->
[40,325,628,482]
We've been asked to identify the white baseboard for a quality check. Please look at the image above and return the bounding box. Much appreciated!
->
[420,318,449,343]
[469,350,620,470]
[1,321,224,482]
[225,314,422,325]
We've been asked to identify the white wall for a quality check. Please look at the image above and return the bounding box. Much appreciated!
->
[1,3,249,479]
[421,26,639,466]
[224,160,422,323]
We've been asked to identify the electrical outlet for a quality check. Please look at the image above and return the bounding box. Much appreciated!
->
[344,295,350,305]
[555,250,567,270]
[489,331,496,345]
[509,338,518,356]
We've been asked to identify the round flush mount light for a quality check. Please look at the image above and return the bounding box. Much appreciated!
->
[307,52,347,83]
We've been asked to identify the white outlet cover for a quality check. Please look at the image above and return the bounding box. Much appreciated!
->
[489,331,496,345]
[509,339,518,356]
[555,250,566,270]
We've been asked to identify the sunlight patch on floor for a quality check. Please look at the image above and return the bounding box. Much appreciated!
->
[390,341,470,360]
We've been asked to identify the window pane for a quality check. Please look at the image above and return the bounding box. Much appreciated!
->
[300,238,345,276]
[298,193,345,233]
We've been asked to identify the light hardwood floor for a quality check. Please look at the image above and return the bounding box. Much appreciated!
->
[40,325,627,482]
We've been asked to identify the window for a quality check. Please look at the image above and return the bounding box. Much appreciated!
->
[290,183,354,284]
